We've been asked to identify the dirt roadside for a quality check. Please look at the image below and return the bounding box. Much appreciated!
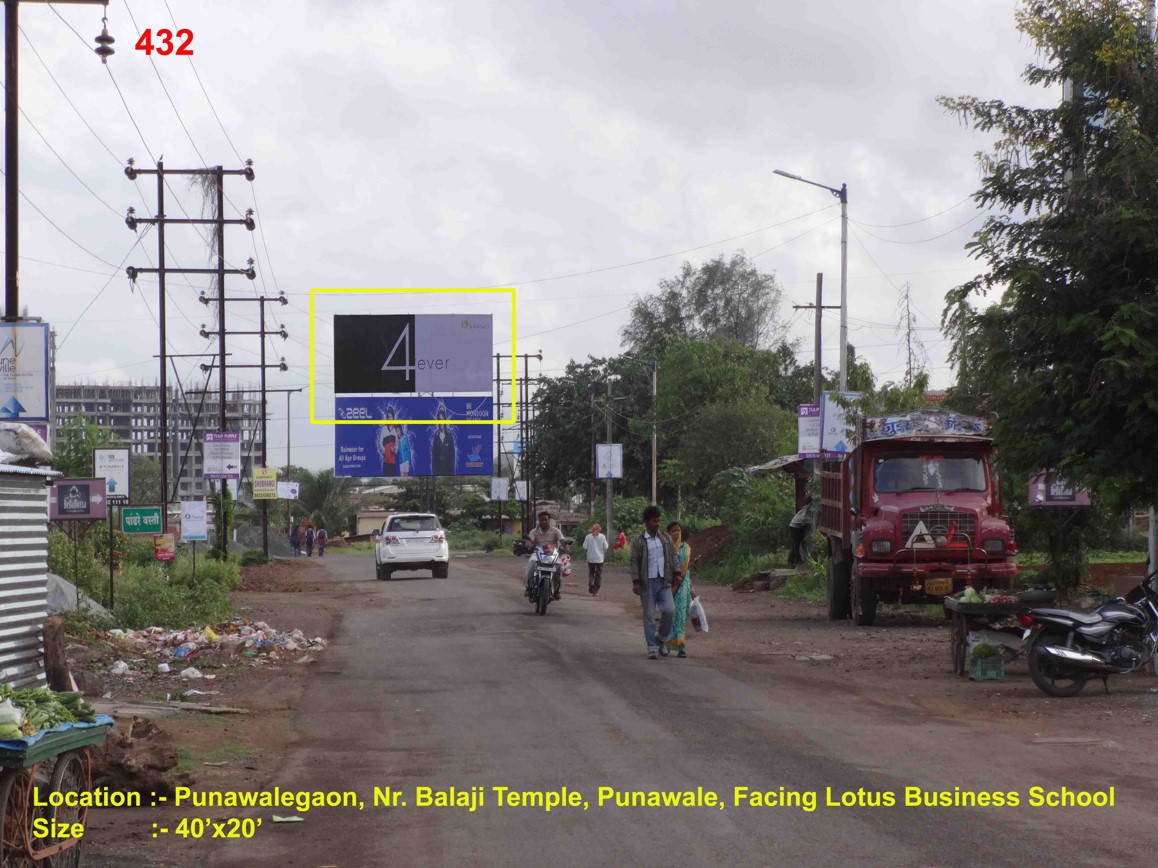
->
[80,553,1158,864]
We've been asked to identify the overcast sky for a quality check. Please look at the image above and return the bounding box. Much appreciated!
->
[21,0,1048,471]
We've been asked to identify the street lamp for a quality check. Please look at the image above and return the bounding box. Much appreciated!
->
[773,169,849,391]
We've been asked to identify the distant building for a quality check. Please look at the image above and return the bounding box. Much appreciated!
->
[54,383,264,500]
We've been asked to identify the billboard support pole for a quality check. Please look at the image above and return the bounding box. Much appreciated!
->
[605,379,613,544]
[108,506,114,610]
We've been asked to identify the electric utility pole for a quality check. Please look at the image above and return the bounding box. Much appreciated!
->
[4,1,113,322]
[650,361,658,505]
[793,273,840,405]
[199,293,289,556]
[266,387,303,534]
[125,160,256,512]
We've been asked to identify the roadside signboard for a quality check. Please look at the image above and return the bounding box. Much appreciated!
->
[333,396,494,477]
[121,505,163,535]
[797,405,821,458]
[333,314,492,394]
[513,480,527,501]
[490,477,509,501]
[277,482,300,500]
[595,444,623,479]
[1029,471,1092,508]
[253,467,278,499]
[203,432,242,480]
[181,501,208,541]
[49,478,106,520]
[0,322,50,421]
[153,534,176,562]
[820,392,862,455]
[94,448,131,504]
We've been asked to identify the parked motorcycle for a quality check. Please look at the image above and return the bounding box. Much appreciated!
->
[512,539,528,557]
[529,546,563,616]
[1019,571,1158,697]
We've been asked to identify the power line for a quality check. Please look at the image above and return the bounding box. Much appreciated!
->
[851,196,973,228]
[850,211,985,245]
[750,215,840,259]
[57,229,151,350]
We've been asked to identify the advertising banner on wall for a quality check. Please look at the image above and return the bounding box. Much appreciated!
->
[334,396,494,478]
[333,314,492,394]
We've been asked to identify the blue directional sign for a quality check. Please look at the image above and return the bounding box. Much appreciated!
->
[0,323,49,422]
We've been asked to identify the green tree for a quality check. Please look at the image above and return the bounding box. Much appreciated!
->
[675,396,795,487]
[621,252,788,356]
[297,468,355,534]
[939,0,1158,499]
[54,417,116,477]
[130,454,161,504]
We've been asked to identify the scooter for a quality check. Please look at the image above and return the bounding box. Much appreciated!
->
[1018,571,1158,697]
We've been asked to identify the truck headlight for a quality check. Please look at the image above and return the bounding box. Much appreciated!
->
[981,538,1004,554]
[870,539,893,554]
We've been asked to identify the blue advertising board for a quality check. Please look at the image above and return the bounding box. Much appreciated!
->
[334,397,493,478]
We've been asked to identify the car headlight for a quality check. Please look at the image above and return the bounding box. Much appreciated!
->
[981,538,1004,554]
[870,539,893,554]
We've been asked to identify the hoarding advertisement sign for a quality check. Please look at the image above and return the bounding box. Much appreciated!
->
[820,392,862,455]
[333,314,493,394]
[154,534,176,562]
[181,501,208,541]
[49,478,107,520]
[0,322,50,421]
[490,477,510,501]
[121,506,163,535]
[253,467,278,499]
[595,444,623,479]
[95,448,131,504]
[333,396,494,478]
[797,405,821,458]
[203,432,242,480]
[514,480,528,502]
[277,482,300,500]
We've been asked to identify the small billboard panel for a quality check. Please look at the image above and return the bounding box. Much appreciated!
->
[253,467,278,500]
[49,478,107,520]
[595,444,623,479]
[0,322,49,421]
[334,396,494,478]
[797,405,820,458]
[820,392,862,455]
[95,448,131,504]
[203,432,242,480]
[333,314,492,394]
[181,501,208,541]
[277,482,300,500]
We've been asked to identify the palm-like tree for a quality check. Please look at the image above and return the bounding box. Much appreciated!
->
[295,469,355,535]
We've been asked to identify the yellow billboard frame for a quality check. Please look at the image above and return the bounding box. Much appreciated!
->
[309,287,516,425]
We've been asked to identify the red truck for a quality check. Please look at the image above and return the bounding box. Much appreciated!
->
[819,408,1016,625]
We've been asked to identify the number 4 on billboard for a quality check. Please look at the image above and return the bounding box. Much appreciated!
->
[380,322,415,381]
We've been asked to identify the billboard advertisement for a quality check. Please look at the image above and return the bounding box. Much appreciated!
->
[95,448,131,504]
[203,432,242,480]
[595,444,623,479]
[797,405,820,458]
[333,314,492,394]
[0,322,49,421]
[253,467,278,499]
[334,396,494,478]
[820,392,862,455]
[49,478,107,520]
[181,501,208,541]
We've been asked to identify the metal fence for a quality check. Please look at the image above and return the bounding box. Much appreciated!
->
[0,467,56,689]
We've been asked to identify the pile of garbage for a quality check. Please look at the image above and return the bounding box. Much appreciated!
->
[106,618,327,677]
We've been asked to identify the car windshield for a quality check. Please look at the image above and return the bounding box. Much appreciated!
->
[388,516,440,533]
[873,455,987,493]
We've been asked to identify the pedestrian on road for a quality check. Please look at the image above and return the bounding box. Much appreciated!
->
[664,521,692,658]
[316,527,328,557]
[305,525,315,557]
[613,529,627,550]
[788,497,814,569]
[290,525,301,557]
[583,522,609,595]
[630,505,680,659]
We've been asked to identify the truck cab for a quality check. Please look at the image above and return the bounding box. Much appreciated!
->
[820,409,1016,625]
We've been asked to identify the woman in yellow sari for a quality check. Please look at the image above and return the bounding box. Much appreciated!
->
[665,521,692,658]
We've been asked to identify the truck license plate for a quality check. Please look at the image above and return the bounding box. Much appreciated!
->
[925,578,953,596]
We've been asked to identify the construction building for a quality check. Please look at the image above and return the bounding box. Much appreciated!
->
[54,383,265,500]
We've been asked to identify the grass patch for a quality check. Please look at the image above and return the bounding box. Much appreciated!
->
[113,563,233,629]
[1016,549,1145,566]
[330,542,374,553]
[59,608,115,645]
[694,553,782,586]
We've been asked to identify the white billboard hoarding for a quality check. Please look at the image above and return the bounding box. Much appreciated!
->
[490,477,510,501]
[797,405,820,458]
[595,444,623,479]
[203,432,242,480]
[181,501,208,542]
[277,482,300,500]
[820,392,862,455]
[0,322,49,421]
[94,448,131,503]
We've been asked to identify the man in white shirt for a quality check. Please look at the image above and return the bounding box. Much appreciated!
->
[582,522,609,595]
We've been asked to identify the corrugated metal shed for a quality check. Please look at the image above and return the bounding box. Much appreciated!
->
[0,465,59,689]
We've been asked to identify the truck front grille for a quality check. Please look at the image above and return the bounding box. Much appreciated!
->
[901,508,976,546]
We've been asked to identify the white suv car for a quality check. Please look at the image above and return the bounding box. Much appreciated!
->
[373,513,450,580]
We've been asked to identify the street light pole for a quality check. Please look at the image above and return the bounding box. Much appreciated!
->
[774,168,849,391]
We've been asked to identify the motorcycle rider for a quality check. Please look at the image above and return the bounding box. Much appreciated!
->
[524,510,566,600]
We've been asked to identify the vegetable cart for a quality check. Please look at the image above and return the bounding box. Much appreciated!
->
[0,717,113,867]
[943,594,1055,676]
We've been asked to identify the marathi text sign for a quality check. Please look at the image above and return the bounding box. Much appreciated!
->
[121,506,163,535]
[333,397,494,478]
[333,314,492,394]
[49,478,106,520]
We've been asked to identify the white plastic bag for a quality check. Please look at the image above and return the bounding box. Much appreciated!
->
[0,698,24,728]
[689,596,709,633]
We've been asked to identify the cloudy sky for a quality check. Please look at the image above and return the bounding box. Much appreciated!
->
[21,0,1048,471]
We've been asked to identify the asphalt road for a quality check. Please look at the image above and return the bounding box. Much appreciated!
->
[209,554,1146,867]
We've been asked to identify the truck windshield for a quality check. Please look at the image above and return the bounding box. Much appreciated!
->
[873,455,986,493]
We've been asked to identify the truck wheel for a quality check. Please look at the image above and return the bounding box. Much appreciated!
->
[852,577,877,626]
[826,558,851,620]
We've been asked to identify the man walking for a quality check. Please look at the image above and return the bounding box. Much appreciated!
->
[316,526,328,557]
[305,525,315,557]
[583,522,609,595]
[787,496,815,569]
[630,505,681,659]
